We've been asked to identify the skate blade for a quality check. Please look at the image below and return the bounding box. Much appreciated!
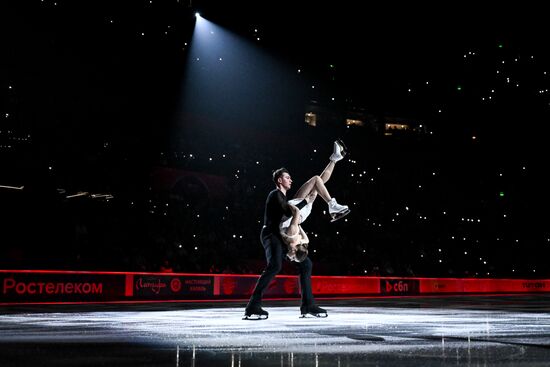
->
[336,139,348,155]
[300,313,328,318]
[330,209,350,222]
[242,315,268,320]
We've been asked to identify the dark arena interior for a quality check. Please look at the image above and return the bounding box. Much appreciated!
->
[2,1,550,366]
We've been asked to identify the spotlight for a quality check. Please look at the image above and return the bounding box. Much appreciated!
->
[195,12,200,18]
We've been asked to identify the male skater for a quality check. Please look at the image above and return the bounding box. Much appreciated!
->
[243,140,348,319]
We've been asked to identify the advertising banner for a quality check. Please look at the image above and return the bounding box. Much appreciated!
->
[0,271,125,303]
[130,274,214,299]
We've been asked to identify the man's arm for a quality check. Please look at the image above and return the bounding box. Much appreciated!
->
[294,190,317,209]
[294,199,308,210]
[276,190,293,217]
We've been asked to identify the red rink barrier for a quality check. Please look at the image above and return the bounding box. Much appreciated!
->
[0,270,549,305]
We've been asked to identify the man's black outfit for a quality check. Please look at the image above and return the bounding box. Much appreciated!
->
[245,189,315,315]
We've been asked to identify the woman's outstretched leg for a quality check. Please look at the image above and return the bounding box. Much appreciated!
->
[294,175,331,203]
[292,140,350,222]
[294,140,346,199]
[321,139,346,182]
[320,161,335,184]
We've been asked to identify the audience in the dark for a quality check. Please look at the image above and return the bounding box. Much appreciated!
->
[1,125,548,279]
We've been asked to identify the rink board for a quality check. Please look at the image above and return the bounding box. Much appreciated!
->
[1,270,549,304]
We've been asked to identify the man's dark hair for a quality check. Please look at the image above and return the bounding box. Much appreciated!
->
[272,167,289,184]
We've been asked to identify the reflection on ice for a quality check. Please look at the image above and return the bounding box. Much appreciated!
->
[2,301,550,366]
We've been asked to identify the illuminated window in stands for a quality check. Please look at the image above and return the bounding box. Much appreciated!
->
[346,119,364,127]
[385,123,410,135]
[305,112,317,127]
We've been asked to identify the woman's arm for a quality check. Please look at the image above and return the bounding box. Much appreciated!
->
[285,204,301,237]
[299,226,309,244]
[276,190,293,217]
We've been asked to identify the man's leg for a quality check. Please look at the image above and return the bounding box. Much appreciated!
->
[297,257,314,307]
[297,257,327,317]
[246,234,284,312]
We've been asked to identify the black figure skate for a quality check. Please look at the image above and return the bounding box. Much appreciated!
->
[300,304,328,318]
[242,305,269,320]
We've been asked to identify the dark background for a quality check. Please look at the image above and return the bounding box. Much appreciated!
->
[1,1,549,277]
